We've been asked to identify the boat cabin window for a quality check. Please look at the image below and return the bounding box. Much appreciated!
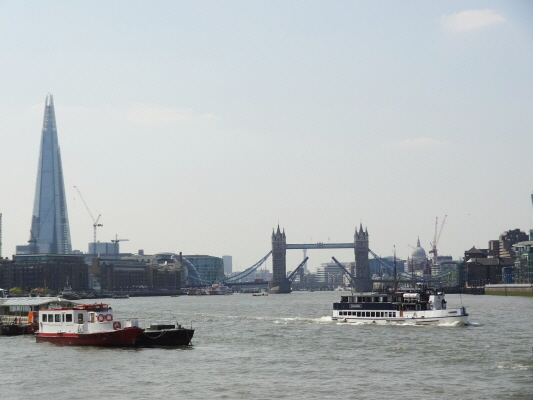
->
[42,314,47,322]
[66,314,73,323]
[77,313,84,324]
[48,314,53,322]
[55,314,61,323]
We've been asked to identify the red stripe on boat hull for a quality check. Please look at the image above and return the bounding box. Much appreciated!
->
[35,327,143,346]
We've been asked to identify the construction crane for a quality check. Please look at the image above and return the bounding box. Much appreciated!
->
[74,186,103,243]
[429,215,447,269]
[111,234,129,255]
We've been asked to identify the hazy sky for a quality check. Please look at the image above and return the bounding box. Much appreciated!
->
[1,1,532,272]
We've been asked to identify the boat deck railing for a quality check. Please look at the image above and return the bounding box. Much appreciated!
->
[0,316,29,324]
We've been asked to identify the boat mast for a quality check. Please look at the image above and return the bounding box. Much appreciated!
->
[393,246,398,293]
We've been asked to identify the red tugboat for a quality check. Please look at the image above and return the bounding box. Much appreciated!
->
[35,303,143,346]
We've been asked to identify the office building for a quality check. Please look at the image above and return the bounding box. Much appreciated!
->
[17,95,72,255]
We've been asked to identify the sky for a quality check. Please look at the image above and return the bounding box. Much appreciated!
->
[1,1,532,273]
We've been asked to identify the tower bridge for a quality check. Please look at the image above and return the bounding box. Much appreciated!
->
[269,225,372,294]
[224,224,462,293]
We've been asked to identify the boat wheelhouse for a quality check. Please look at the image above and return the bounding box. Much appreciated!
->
[332,287,468,325]
[36,303,143,346]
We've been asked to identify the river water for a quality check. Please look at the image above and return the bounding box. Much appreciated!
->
[0,291,531,399]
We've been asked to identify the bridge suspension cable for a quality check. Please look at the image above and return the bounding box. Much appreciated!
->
[225,251,272,282]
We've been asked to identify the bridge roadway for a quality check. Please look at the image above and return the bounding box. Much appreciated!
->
[225,281,269,290]
[286,243,356,249]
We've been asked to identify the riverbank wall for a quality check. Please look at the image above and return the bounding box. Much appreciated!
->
[484,284,533,297]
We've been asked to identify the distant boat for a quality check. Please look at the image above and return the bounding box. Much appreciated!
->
[62,285,80,300]
[112,294,129,299]
[206,284,232,295]
[187,289,205,296]
[334,286,350,291]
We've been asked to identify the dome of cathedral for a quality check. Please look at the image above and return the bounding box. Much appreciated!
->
[411,238,427,261]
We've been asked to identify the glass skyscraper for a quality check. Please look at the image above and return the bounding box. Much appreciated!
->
[17,95,72,254]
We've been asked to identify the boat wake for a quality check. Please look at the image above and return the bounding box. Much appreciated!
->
[498,360,533,371]
[273,316,334,325]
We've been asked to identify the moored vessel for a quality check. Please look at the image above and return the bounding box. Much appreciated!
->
[0,296,78,335]
[35,303,143,346]
[138,322,194,346]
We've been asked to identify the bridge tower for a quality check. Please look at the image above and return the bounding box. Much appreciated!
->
[269,225,291,294]
[354,224,373,292]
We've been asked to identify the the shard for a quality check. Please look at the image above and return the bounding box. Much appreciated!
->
[19,95,72,254]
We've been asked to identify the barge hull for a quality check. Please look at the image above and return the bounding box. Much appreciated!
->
[139,328,195,346]
[35,327,142,346]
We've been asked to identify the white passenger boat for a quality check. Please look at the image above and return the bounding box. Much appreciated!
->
[206,284,232,295]
[332,286,468,325]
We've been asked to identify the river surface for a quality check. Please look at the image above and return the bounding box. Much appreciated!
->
[0,291,532,399]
